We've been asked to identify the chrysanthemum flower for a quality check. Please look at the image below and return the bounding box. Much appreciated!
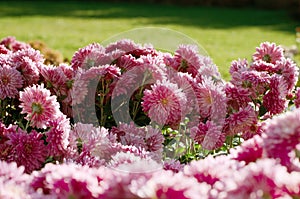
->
[136,170,211,199]
[0,36,30,52]
[31,163,103,198]
[142,80,187,128]
[278,58,299,92]
[225,83,251,111]
[105,39,141,54]
[222,159,293,199]
[70,123,114,161]
[253,42,284,64]
[294,88,300,108]
[45,114,71,158]
[194,76,227,125]
[0,44,10,54]
[19,84,61,129]
[163,159,184,173]
[171,44,203,77]
[223,105,257,136]
[39,64,67,93]
[190,121,225,150]
[71,43,109,70]
[0,64,23,99]
[9,48,44,86]
[229,134,263,164]
[262,108,300,171]
[263,75,289,115]
[7,130,47,173]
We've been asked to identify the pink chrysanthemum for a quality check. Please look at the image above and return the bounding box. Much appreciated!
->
[142,80,187,128]
[253,42,284,64]
[0,36,30,52]
[195,77,227,124]
[45,114,71,158]
[70,123,114,161]
[70,69,89,105]
[71,43,109,70]
[110,122,147,150]
[31,163,103,198]
[19,84,61,129]
[39,64,67,93]
[0,64,23,99]
[0,44,10,54]
[294,88,300,108]
[262,108,300,171]
[7,130,47,173]
[225,83,252,111]
[222,159,293,199]
[136,170,210,199]
[263,75,289,115]
[163,159,184,173]
[9,48,44,86]
[229,134,263,164]
[223,105,257,136]
[190,121,225,150]
[105,39,141,54]
[278,58,299,92]
[184,155,243,186]
[171,44,202,77]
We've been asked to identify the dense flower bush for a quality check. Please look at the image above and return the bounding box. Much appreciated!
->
[0,36,299,198]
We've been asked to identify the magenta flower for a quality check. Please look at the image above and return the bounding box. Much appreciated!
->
[45,114,71,158]
[253,42,284,64]
[105,39,140,54]
[171,44,202,77]
[190,121,225,150]
[31,163,103,198]
[0,36,31,52]
[294,88,300,108]
[0,64,23,99]
[19,84,61,129]
[223,105,257,136]
[263,75,289,115]
[229,134,263,164]
[137,170,210,199]
[9,48,44,86]
[71,43,109,70]
[262,108,300,171]
[7,130,48,173]
[278,58,299,92]
[142,80,187,128]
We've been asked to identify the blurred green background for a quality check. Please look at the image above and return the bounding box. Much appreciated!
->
[0,0,299,79]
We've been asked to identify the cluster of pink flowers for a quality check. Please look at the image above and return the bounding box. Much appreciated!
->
[0,36,299,198]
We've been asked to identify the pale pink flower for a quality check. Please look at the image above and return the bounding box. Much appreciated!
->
[19,84,61,129]
[142,80,187,128]
[229,58,249,77]
[7,130,48,173]
[0,64,23,99]
[253,42,284,64]
[262,108,300,171]
[70,69,89,105]
[223,105,257,136]
[190,121,225,150]
[107,151,162,173]
[263,75,289,115]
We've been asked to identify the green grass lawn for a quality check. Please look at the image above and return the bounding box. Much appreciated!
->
[0,0,299,80]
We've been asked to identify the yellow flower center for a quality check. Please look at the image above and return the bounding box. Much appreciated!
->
[31,102,43,114]
[161,98,168,106]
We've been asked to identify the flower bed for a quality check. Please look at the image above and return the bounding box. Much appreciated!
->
[0,36,299,198]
